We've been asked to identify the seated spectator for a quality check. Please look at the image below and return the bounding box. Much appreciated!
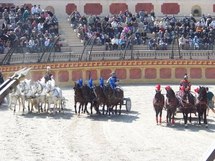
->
[2,9,9,24]
[134,29,142,45]
[22,9,30,22]
[111,36,119,50]
[119,37,126,50]
[206,14,212,26]
[104,34,112,50]
[31,5,37,15]
[95,32,102,45]
[193,35,200,50]
[27,37,36,53]
[209,18,215,29]
[44,37,50,51]
[202,35,210,50]
[163,30,172,45]
[195,25,203,35]
[148,38,157,50]
[179,35,187,50]
[37,22,44,32]
[36,5,42,16]
[141,31,148,44]
[0,40,4,54]
[158,38,167,50]
[187,36,193,49]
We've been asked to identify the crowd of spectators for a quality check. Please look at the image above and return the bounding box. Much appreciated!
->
[69,10,215,51]
[0,4,60,54]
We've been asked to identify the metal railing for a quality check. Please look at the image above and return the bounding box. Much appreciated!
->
[1,49,214,65]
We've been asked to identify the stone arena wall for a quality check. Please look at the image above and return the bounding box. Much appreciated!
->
[1,60,215,87]
[5,0,215,18]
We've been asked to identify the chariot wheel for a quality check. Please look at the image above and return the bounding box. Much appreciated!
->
[124,98,131,112]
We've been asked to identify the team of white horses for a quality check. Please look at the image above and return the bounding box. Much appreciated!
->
[8,77,67,114]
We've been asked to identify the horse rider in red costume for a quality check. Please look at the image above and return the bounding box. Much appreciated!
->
[179,73,191,92]
[178,73,195,102]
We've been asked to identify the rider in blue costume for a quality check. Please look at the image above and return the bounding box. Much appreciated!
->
[88,78,93,89]
[77,78,83,88]
[99,77,104,88]
[106,72,119,98]
[109,77,116,89]
[107,72,119,89]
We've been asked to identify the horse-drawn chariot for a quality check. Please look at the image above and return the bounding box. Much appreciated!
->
[73,82,132,115]
[0,67,67,114]
[154,85,209,127]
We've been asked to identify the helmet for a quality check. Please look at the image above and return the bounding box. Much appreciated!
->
[194,87,199,93]
[155,84,161,91]
[110,72,116,76]
[184,74,188,79]
[47,66,51,71]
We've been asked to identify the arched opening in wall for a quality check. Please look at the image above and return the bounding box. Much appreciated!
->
[191,5,201,17]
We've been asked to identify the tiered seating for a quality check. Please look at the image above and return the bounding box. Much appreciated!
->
[67,10,215,54]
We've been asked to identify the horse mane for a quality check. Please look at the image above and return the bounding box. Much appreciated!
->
[198,86,207,101]
[46,79,55,88]
[154,91,164,103]
[81,84,96,100]
[40,77,46,85]
[166,88,176,99]
[155,91,162,98]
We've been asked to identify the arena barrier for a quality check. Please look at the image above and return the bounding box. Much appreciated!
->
[0,59,215,87]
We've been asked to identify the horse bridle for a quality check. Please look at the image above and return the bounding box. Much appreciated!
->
[35,81,43,95]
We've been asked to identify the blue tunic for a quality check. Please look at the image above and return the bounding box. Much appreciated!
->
[77,79,83,88]
[99,77,104,87]
[88,78,93,89]
[109,77,116,89]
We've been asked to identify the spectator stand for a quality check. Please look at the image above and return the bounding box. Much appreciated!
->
[0,3,60,65]
[68,11,215,61]
[38,35,60,62]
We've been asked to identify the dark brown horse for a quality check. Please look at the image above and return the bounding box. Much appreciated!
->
[195,86,208,127]
[73,82,86,115]
[93,85,108,115]
[165,86,179,125]
[104,85,124,115]
[153,90,165,125]
[176,89,196,127]
[81,84,100,115]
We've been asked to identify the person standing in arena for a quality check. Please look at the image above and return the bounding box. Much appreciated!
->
[206,87,215,115]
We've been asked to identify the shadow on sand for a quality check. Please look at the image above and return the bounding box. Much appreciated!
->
[86,110,140,123]
[162,115,215,133]
[21,108,73,120]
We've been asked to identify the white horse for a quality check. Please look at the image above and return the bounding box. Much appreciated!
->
[9,82,25,113]
[18,79,39,113]
[33,79,48,113]
[45,78,64,113]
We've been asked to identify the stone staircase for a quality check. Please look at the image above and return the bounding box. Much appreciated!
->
[58,18,84,54]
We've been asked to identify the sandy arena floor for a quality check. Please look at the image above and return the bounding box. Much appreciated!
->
[0,85,214,161]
